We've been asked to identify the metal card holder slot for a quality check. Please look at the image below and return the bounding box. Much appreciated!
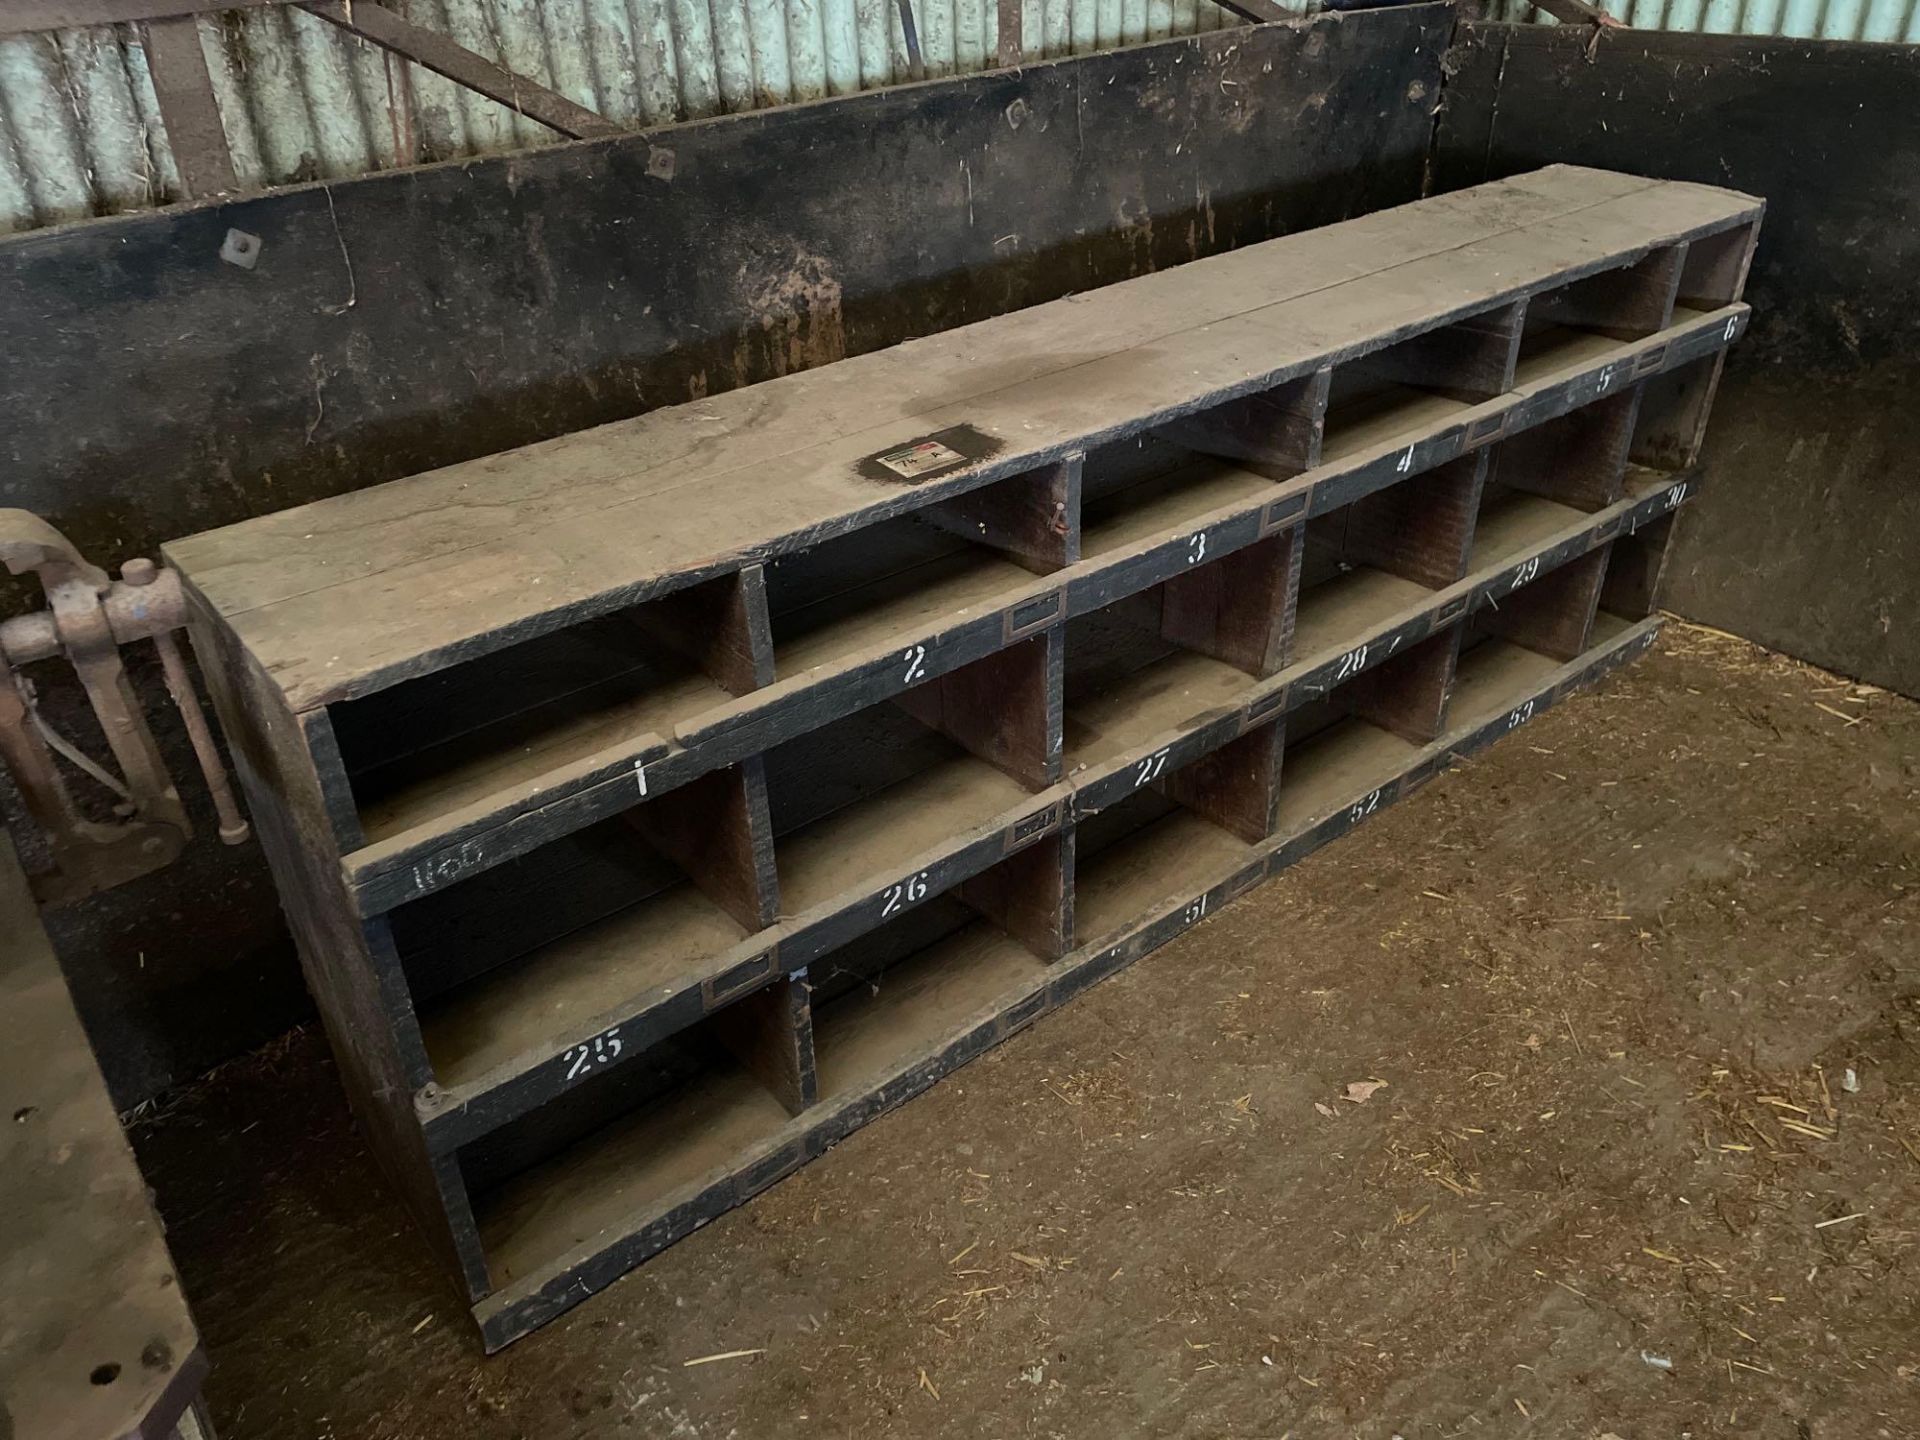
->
[1465,412,1508,448]
[1260,492,1309,535]
[1242,685,1288,730]
[1004,589,1066,642]
[734,1137,811,1197]
[1632,343,1670,378]
[701,948,778,1011]
[1006,802,1062,853]
[1221,866,1263,902]
[1593,513,1628,544]
[1433,595,1470,628]
[999,989,1048,1035]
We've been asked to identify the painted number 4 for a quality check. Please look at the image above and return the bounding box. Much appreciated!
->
[563,1026,622,1082]
[882,870,930,916]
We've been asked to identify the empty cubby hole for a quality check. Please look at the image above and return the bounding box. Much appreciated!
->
[328,568,771,848]
[1675,222,1757,313]
[1470,546,1611,665]
[1322,302,1525,464]
[1146,369,1328,479]
[761,632,1061,919]
[1072,724,1277,947]
[1628,355,1722,474]
[1452,594,1640,736]
[1515,248,1684,382]
[1061,527,1300,774]
[456,967,815,1291]
[808,832,1069,1099]
[387,758,778,1094]
[764,462,1078,682]
[1294,453,1484,663]
[1273,627,1463,834]
[1077,430,1298,568]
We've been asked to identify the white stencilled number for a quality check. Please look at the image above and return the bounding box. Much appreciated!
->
[902,643,928,684]
[1188,531,1208,565]
[1183,895,1208,925]
[563,1026,623,1082]
[1510,556,1541,591]
[881,870,931,917]
[1348,788,1383,825]
[1506,699,1536,730]
[634,757,649,797]
[1335,643,1370,682]
[1396,445,1415,475]
[1134,747,1172,789]
[1663,482,1688,511]
[1724,316,1739,341]
[1598,364,1615,393]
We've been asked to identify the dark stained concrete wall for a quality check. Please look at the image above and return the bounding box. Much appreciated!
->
[0,8,1449,1104]
[1434,23,1920,701]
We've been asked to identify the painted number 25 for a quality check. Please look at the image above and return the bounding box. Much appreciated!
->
[563,1026,622,1082]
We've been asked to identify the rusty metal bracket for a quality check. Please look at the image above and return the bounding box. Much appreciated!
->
[0,510,250,906]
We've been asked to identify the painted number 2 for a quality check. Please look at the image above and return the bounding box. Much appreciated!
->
[882,870,930,916]
[563,1026,622,1082]
[902,643,928,684]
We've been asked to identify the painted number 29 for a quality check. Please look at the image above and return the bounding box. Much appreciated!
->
[882,870,930,916]
[563,1026,623,1082]
[1509,556,1541,590]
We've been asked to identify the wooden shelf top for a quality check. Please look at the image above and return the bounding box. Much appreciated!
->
[164,167,1758,714]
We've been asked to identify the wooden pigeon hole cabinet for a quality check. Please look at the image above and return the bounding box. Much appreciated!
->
[166,167,1761,1348]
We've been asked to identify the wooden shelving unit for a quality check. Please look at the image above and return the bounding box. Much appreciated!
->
[166,166,1761,1350]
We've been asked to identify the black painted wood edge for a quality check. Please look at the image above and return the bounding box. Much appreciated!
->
[342,303,1746,914]
[414,466,1696,1154]
[468,612,1663,1350]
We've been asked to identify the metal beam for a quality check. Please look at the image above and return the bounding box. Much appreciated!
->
[140,15,238,198]
[299,0,624,141]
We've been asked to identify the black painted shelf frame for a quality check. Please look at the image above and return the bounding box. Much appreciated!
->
[169,170,1761,1350]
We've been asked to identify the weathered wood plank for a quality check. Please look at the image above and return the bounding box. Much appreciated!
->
[165,171,1759,711]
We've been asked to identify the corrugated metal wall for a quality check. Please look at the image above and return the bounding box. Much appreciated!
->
[1488,0,1920,40]
[0,0,1246,234]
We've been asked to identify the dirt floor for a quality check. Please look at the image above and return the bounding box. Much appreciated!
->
[131,623,1920,1440]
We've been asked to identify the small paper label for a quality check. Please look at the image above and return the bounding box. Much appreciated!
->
[875,439,966,478]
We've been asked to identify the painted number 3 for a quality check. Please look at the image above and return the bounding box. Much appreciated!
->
[563,1027,623,1082]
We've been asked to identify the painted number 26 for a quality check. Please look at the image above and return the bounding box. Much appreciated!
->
[882,870,930,916]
